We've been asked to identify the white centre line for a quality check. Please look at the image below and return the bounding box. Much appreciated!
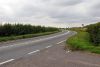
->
[0,59,15,65]
[28,50,40,55]
[45,45,52,48]
[56,40,66,44]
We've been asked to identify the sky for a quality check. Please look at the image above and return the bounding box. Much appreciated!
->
[0,0,100,28]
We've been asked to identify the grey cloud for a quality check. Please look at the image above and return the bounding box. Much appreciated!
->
[42,0,83,6]
[54,0,83,6]
[16,5,41,17]
[89,1,100,17]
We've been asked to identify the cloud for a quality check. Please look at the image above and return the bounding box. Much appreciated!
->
[51,0,83,6]
[88,0,100,17]
[0,0,100,27]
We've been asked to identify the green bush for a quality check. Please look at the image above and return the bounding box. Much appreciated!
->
[87,22,100,46]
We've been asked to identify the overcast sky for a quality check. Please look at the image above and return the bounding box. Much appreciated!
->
[0,0,100,27]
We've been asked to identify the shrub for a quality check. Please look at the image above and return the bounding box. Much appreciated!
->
[86,22,100,46]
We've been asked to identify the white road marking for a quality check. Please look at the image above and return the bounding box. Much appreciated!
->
[0,31,70,49]
[45,45,52,48]
[66,50,71,53]
[0,45,14,49]
[0,59,14,65]
[56,40,66,44]
[28,50,40,55]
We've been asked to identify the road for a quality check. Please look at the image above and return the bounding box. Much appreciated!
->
[0,31,100,67]
[0,31,75,66]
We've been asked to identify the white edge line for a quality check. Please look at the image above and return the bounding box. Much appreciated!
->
[0,59,15,65]
[56,40,66,44]
[45,45,52,48]
[0,31,70,49]
[28,50,40,55]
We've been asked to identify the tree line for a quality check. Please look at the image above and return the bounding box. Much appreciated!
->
[0,24,59,36]
[86,22,100,46]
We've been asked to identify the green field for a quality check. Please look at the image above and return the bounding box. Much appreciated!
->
[67,31,100,54]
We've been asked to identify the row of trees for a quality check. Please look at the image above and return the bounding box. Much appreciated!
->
[86,22,100,46]
[0,24,59,36]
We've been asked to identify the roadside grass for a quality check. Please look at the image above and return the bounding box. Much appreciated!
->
[0,31,59,42]
[67,31,100,54]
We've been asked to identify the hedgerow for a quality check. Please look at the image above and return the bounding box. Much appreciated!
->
[0,24,59,36]
[86,22,100,46]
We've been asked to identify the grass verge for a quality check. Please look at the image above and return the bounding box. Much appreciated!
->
[67,31,100,54]
[0,31,59,42]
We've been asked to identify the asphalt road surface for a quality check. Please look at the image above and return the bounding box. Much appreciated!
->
[0,31,75,66]
[0,31,100,67]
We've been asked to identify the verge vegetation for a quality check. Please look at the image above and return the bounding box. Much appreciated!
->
[0,31,58,42]
[67,31,100,54]
[0,24,59,42]
[67,22,100,54]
